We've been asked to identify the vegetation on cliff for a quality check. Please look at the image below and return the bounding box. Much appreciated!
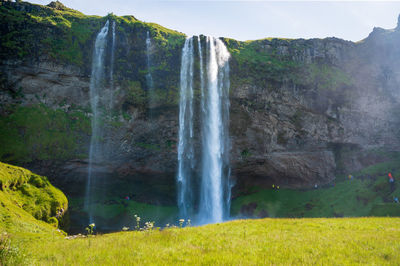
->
[225,37,353,98]
[0,104,90,163]
[0,1,184,67]
[0,161,67,232]
[0,0,185,111]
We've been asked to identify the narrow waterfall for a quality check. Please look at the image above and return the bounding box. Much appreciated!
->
[177,38,195,219]
[177,36,231,224]
[85,20,110,222]
[145,31,154,91]
[146,31,155,115]
[109,21,116,110]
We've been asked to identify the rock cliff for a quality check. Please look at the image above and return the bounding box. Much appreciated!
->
[1,1,400,204]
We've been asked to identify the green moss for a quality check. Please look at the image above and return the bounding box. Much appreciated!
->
[124,81,147,107]
[0,162,67,232]
[0,104,90,163]
[300,63,353,91]
[225,38,300,87]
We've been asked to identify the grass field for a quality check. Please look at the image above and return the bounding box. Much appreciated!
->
[1,160,400,265]
[16,217,400,265]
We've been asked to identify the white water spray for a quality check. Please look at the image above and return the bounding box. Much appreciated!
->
[199,36,231,223]
[177,36,231,223]
[177,38,195,218]
[146,31,154,91]
[109,21,116,109]
[85,20,110,222]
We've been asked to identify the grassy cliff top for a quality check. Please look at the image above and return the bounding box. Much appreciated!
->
[0,0,185,65]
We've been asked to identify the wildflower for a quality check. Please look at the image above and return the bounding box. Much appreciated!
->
[179,219,185,228]
[89,223,95,228]
[122,227,129,231]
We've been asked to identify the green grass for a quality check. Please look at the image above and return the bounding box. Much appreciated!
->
[232,157,400,218]
[0,162,68,264]
[225,37,300,85]
[23,217,400,265]
[1,162,400,264]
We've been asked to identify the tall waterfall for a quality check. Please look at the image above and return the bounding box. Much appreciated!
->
[177,36,231,224]
[199,36,231,223]
[109,21,116,109]
[177,38,195,219]
[85,20,111,222]
[145,31,154,91]
[146,31,155,115]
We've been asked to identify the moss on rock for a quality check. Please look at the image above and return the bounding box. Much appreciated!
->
[0,161,68,232]
[0,104,90,163]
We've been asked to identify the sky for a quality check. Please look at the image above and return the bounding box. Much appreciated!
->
[28,0,400,42]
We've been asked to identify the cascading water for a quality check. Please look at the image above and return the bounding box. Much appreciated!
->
[177,38,195,219]
[85,20,110,222]
[199,36,231,223]
[109,21,116,110]
[146,31,156,116]
[177,36,231,224]
[145,31,154,92]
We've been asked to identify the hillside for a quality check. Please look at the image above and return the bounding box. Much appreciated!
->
[0,161,67,264]
[0,162,67,234]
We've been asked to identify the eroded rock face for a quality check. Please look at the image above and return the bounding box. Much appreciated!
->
[0,60,90,110]
[227,24,400,192]
[233,151,336,190]
[1,2,400,200]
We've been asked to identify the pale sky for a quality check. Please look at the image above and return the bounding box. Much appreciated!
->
[28,0,400,42]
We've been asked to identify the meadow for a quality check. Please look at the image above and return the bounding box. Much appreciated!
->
[17,217,400,265]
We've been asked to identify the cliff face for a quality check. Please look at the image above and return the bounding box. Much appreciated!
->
[1,1,400,203]
[228,28,400,190]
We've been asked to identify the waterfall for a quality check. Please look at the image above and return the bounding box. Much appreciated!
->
[145,31,154,92]
[109,21,116,110]
[146,31,155,116]
[177,36,231,224]
[177,38,195,219]
[85,20,110,222]
[199,36,231,223]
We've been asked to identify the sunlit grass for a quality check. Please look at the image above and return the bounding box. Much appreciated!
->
[25,217,400,265]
